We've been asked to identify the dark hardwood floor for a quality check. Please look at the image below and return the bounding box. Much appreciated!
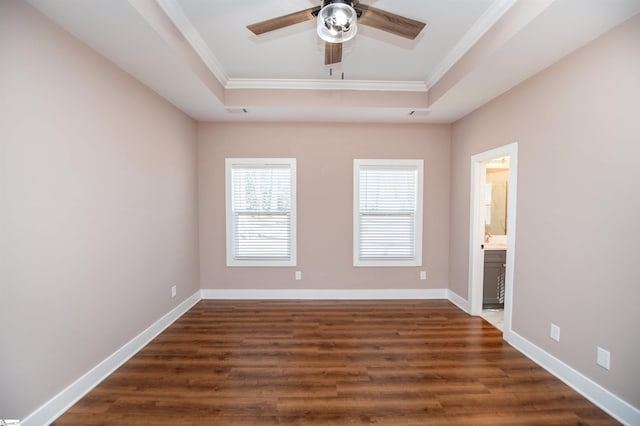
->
[54,300,618,425]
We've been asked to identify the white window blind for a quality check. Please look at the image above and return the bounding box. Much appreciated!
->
[354,159,423,267]
[225,159,296,266]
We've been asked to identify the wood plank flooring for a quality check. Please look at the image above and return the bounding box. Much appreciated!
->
[53,300,618,425]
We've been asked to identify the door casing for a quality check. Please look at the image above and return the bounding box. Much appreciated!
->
[468,142,518,335]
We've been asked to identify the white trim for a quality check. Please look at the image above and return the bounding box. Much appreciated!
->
[504,330,640,426]
[156,0,514,94]
[21,288,639,425]
[447,290,470,313]
[226,78,428,92]
[468,142,518,337]
[156,0,229,86]
[157,0,515,94]
[200,288,447,300]
[425,0,517,89]
[469,158,488,316]
[155,2,428,94]
[21,291,201,426]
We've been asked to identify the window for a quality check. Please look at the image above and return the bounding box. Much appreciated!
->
[353,159,423,267]
[225,158,296,266]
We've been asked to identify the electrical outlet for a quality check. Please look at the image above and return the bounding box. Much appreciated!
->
[171,285,176,298]
[550,323,560,342]
[597,347,610,370]
[420,271,427,280]
[295,271,302,281]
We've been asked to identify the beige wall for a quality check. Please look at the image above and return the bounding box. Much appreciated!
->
[0,0,199,419]
[450,14,640,408]
[3,0,639,419]
[198,122,451,291]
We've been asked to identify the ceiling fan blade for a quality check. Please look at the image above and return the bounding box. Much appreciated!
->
[356,4,426,40]
[247,6,321,35]
[325,42,343,65]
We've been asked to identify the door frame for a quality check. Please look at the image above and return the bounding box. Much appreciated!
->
[468,142,518,334]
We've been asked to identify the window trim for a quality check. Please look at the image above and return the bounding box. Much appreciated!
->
[225,158,297,267]
[353,159,423,267]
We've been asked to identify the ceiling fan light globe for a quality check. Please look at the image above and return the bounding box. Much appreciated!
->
[332,9,350,26]
[317,3,357,43]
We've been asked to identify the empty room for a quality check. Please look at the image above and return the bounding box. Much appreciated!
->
[1,0,639,424]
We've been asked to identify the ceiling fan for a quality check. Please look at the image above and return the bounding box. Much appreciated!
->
[247,0,426,65]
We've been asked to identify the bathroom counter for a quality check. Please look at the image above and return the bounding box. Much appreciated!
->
[485,243,507,250]
[484,235,507,251]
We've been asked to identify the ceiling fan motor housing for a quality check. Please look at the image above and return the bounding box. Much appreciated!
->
[317,0,358,43]
[322,0,355,6]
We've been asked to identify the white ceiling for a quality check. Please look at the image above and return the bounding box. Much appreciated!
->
[27,0,640,123]
[176,0,497,81]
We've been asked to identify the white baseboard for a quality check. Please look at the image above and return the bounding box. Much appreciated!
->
[21,291,201,426]
[200,288,449,300]
[504,329,640,426]
[446,290,470,313]
[22,288,638,426]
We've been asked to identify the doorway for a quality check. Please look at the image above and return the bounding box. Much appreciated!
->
[468,143,518,334]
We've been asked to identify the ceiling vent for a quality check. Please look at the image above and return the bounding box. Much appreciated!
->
[226,107,248,114]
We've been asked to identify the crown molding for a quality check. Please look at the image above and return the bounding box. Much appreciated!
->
[156,0,229,86]
[425,0,517,89]
[157,0,511,94]
[155,0,427,93]
[225,78,428,92]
